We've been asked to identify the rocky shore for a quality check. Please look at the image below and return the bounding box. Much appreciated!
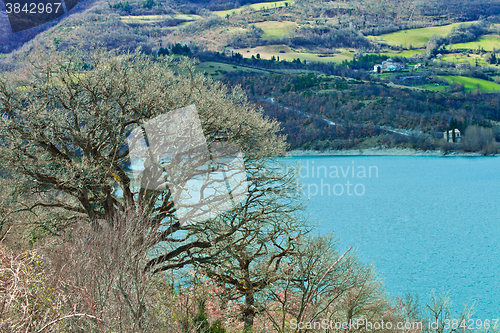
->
[286,147,499,157]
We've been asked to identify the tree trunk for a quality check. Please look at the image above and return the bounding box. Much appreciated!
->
[243,291,256,332]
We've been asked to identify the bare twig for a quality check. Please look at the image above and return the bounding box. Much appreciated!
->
[297,246,352,332]
[37,313,105,332]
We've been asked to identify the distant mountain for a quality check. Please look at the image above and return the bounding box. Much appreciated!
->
[0,0,100,53]
[3,0,500,56]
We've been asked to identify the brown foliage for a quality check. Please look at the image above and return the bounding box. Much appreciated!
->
[0,213,217,332]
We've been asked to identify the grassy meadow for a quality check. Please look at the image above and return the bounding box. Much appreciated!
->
[437,49,500,68]
[376,49,426,58]
[214,0,293,17]
[253,21,297,39]
[234,44,354,63]
[439,53,491,66]
[449,34,500,51]
[369,21,478,48]
[438,75,500,92]
[196,61,269,78]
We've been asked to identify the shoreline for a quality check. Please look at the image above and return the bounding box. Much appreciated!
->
[286,147,499,157]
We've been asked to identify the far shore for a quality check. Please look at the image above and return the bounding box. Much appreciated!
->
[286,147,499,157]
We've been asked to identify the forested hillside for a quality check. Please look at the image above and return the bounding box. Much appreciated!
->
[4,0,500,54]
[222,70,500,149]
[1,0,500,152]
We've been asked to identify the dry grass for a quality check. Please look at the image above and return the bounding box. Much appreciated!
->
[119,14,202,25]
[233,44,353,63]
[214,0,294,17]
[253,21,297,39]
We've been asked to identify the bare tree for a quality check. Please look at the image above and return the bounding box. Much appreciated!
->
[44,214,158,332]
[462,126,497,155]
[423,292,474,333]
[264,235,392,333]
[0,48,287,272]
[195,161,308,331]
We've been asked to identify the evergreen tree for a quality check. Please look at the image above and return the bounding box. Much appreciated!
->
[490,53,497,65]
[142,0,155,9]
[158,47,169,56]
[171,43,182,54]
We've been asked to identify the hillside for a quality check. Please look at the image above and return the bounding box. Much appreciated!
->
[1,0,500,151]
[3,0,500,55]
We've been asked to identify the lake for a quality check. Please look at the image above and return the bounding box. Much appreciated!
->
[288,156,500,320]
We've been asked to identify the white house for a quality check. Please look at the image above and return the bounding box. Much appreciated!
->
[443,129,461,143]
[382,59,404,71]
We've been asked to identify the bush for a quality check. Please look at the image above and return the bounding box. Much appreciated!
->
[0,214,235,332]
[462,125,498,155]
[0,245,60,332]
[439,138,457,154]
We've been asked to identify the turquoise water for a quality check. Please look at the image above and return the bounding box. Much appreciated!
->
[288,156,500,319]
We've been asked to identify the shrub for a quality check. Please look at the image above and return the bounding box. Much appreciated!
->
[462,125,498,155]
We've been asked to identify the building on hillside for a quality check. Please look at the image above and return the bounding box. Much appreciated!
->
[414,63,424,69]
[443,129,461,143]
[374,58,405,72]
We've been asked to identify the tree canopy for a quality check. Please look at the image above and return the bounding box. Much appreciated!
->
[0,49,288,272]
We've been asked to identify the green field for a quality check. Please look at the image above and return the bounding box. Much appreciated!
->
[120,14,201,24]
[253,21,297,39]
[438,75,500,92]
[376,49,426,58]
[234,44,353,63]
[369,21,478,48]
[195,61,269,78]
[449,34,500,51]
[214,0,293,17]
[439,52,491,66]
[421,83,448,92]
